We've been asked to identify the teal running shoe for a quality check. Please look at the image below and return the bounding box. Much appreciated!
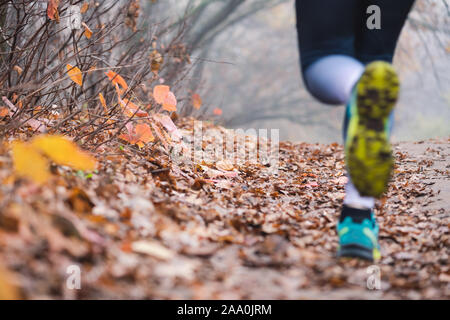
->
[337,205,381,262]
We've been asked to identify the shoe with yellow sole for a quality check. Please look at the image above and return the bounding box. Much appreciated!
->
[345,61,399,198]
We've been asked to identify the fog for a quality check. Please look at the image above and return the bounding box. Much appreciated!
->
[176,0,450,143]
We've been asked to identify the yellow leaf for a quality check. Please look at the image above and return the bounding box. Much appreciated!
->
[11,141,50,184]
[0,265,19,300]
[66,64,83,86]
[82,22,93,39]
[31,135,96,171]
[120,98,148,118]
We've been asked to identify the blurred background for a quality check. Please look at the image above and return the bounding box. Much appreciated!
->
[152,0,450,143]
[3,0,447,143]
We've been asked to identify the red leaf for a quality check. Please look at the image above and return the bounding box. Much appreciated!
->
[47,0,60,21]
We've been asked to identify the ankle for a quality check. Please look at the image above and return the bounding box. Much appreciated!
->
[339,204,372,223]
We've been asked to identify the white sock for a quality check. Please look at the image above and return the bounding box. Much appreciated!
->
[344,177,375,209]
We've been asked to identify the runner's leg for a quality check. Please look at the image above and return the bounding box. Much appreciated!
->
[344,0,416,136]
[295,0,363,105]
[296,0,375,208]
[343,0,415,204]
[355,0,416,64]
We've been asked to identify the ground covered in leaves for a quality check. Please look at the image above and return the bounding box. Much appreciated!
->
[0,119,448,299]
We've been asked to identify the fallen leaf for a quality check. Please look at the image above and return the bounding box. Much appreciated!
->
[31,135,96,171]
[135,123,154,147]
[153,113,182,141]
[11,141,50,184]
[131,240,175,260]
[119,123,154,148]
[150,121,170,150]
[216,159,234,171]
[439,273,450,283]
[25,118,46,133]
[0,107,10,117]
[67,188,94,214]
[0,265,19,300]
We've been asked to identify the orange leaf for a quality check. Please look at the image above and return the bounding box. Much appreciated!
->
[82,22,93,39]
[119,123,139,145]
[192,93,202,110]
[162,91,177,112]
[119,133,139,145]
[135,123,154,144]
[98,93,107,112]
[0,264,19,299]
[66,64,83,86]
[0,106,10,117]
[153,85,170,104]
[213,108,222,116]
[13,65,23,75]
[114,82,124,98]
[119,123,154,148]
[105,70,128,90]
[120,98,148,118]
[47,0,60,22]
[80,2,89,14]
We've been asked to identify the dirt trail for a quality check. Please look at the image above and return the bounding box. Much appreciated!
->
[0,123,448,299]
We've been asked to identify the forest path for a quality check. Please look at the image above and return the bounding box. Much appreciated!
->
[0,122,448,299]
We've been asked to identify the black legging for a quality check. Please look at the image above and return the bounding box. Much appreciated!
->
[296,0,416,72]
